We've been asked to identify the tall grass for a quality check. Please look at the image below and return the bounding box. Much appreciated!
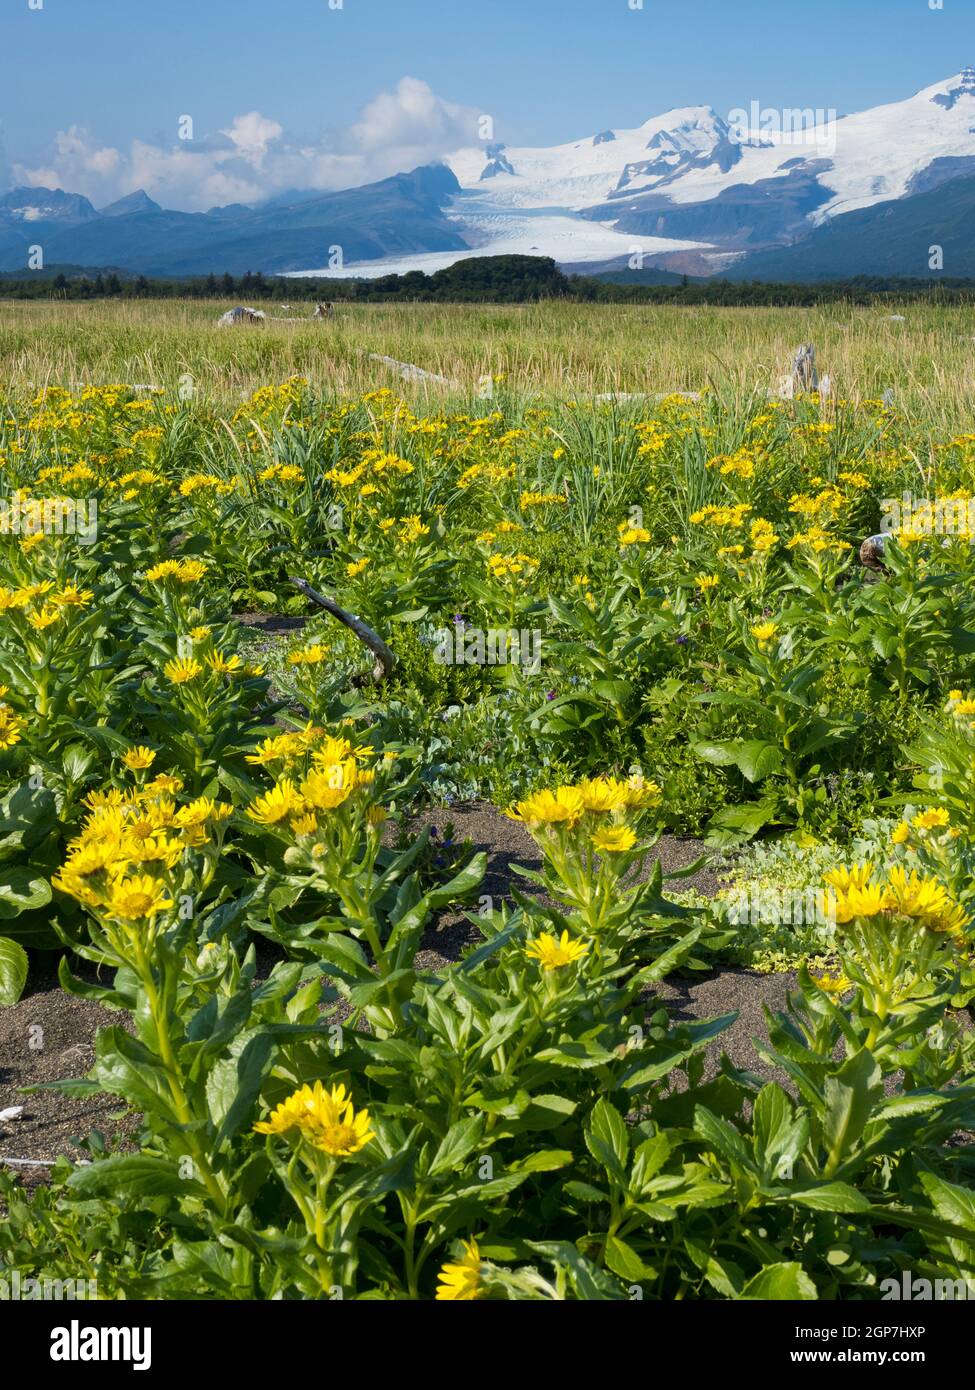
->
[1,298,973,428]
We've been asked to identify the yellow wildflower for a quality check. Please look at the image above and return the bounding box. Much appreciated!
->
[435,1240,484,1301]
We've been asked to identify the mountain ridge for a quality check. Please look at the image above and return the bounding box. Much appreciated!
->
[1,70,973,278]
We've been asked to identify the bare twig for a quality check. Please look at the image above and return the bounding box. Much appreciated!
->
[290,578,395,682]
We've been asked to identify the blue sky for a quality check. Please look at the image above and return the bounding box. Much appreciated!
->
[1,0,971,207]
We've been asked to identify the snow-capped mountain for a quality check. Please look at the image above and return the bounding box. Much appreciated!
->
[3,71,974,279]
[286,68,975,280]
[445,106,759,210]
[449,70,975,219]
[0,186,97,225]
[436,68,975,273]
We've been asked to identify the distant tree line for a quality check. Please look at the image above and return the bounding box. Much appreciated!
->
[1,256,974,306]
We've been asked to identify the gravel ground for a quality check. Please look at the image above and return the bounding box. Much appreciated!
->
[0,801,805,1180]
[403,801,721,971]
[0,958,138,1188]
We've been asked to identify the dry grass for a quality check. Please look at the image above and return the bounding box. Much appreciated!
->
[1,298,974,427]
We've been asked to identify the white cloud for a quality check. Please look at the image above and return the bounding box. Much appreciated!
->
[222,112,284,161]
[7,79,480,211]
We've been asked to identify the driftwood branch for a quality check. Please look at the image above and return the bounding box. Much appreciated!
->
[368,352,459,388]
[217,306,266,327]
[290,577,395,682]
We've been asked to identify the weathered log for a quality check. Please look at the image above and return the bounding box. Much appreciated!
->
[217,305,266,327]
[290,577,395,682]
[368,352,458,388]
[791,343,819,393]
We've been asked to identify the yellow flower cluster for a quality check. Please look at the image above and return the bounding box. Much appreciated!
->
[618,521,651,546]
[0,579,94,633]
[258,463,305,485]
[162,649,249,683]
[179,474,235,499]
[231,376,307,424]
[706,446,763,480]
[287,643,330,667]
[507,774,661,836]
[145,559,208,584]
[53,783,232,920]
[245,727,365,770]
[486,552,537,579]
[822,864,968,939]
[519,491,566,508]
[360,449,415,477]
[254,1080,374,1158]
[690,503,753,528]
[397,514,430,545]
[0,690,26,751]
[245,738,378,833]
[634,422,673,455]
[436,1239,483,1300]
[946,689,975,730]
[750,620,779,646]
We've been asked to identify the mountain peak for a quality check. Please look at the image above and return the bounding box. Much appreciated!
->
[0,185,97,224]
[927,67,975,109]
[100,189,162,218]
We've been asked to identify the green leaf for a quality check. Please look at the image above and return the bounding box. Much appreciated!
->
[784,1182,871,1213]
[693,1106,753,1174]
[752,1082,792,1153]
[510,1148,573,1174]
[590,678,634,711]
[631,1134,671,1194]
[306,932,372,982]
[920,1171,975,1229]
[535,1039,617,1069]
[704,801,778,846]
[734,741,784,784]
[92,1027,181,1121]
[740,1263,818,1300]
[0,868,52,921]
[0,936,28,1005]
[585,1098,629,1180]
[693,739,741,767]
[57,954,130,1011]
[525,1241,627,1300]
[604,1234,650,1283]
[67,1155,206,1200]
[823,1049,883,1175]
[703,1255,745,1298]
[503,1093,577,1134]
[208,1031,276,1149]
[428,1116,485,1178]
